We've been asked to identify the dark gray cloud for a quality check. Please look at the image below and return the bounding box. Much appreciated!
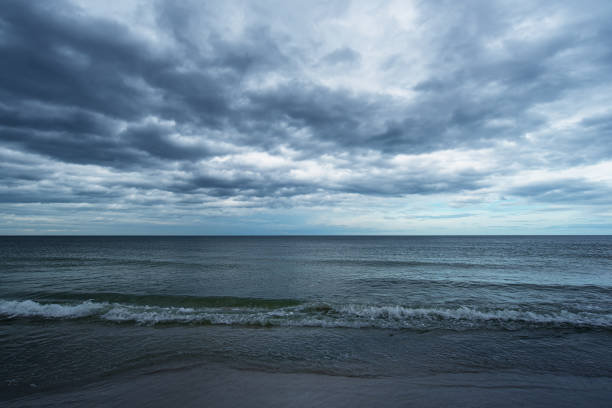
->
[0,2,162,120]
[120,122,209,161]
[3,0,611,160]
[508,179,612,205]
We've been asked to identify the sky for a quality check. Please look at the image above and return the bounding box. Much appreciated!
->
[1,0,612,235]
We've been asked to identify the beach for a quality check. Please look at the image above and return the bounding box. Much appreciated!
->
[7,361,612,407]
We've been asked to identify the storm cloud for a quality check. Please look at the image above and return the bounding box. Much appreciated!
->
[1,0,612,234]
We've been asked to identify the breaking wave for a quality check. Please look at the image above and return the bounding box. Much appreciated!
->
[2,297,611,330]
[0,299,107,318]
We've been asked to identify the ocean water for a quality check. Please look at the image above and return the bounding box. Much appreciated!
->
[1,236,612,406]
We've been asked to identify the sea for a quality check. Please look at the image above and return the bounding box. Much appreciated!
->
[1,235,612,407]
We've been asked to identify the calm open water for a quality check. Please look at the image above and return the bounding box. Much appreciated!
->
[1,236,612,405]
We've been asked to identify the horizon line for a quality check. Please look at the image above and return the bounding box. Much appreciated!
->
[1,234,611,237]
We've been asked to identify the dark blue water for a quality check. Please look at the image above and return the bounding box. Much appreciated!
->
[2,236,612,404]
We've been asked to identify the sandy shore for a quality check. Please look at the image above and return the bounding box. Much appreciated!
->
[4,363,612,407]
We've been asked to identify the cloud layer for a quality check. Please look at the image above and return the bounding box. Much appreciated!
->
[1,0,612,234]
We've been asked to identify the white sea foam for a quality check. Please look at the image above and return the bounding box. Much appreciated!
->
[97,303,612,328]
[101,305,201,323]
[2,299,611,329]
[334,304,612,327]
[101,305,292,326]
[0,299,107,318]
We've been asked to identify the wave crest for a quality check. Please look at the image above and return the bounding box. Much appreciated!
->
[1,298,611,330]
[0,299,107,318]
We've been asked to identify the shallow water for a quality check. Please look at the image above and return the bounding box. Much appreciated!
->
[1,236,612,404]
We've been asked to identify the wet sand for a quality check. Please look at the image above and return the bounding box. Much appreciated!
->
[5,363,612,407]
